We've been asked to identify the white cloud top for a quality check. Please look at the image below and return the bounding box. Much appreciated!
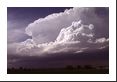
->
[25,7,93,44]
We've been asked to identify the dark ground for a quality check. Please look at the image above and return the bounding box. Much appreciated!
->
[7,65,109,74]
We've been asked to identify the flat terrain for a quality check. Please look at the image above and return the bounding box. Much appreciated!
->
[7,68,109,74]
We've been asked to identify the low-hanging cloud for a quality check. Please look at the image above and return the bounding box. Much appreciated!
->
[8,7,109,56]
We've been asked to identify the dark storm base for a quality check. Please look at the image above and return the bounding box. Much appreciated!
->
[7,68,109,74]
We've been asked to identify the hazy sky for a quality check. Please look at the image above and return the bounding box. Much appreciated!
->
[7,7,109,68]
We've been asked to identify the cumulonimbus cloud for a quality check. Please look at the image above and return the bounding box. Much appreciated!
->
[8,7,109,56]
[25,7,108,44]
[8,20,109,56]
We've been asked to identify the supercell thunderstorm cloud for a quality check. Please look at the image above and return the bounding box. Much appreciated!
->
[7,7,109,69]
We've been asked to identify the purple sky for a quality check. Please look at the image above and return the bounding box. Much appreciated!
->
[7,7,72,43]
[7,7,109,68]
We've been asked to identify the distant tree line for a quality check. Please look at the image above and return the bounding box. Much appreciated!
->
[65,65,109,70]
[8,65,108,70]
